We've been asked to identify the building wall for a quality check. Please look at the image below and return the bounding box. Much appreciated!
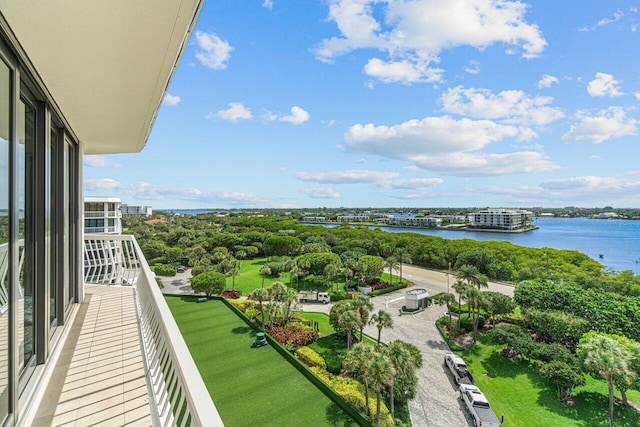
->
[471,209,533,230]
[0,23,83,425]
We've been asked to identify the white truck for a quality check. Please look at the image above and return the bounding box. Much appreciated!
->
[444,353,474,385]
[298,290,330,304]
[459,384,501,427]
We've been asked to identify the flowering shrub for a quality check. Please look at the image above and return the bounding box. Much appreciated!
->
[296,346,326,369]
[266,324,318,350]
[228,299,253,312]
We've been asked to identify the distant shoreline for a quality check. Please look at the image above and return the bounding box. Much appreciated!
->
[301,221,539,234]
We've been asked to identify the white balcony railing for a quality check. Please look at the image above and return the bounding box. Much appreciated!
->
[84,234,223,426]
[84,210,122,218]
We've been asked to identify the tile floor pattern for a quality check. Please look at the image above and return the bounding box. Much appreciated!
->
[32,285,152,426]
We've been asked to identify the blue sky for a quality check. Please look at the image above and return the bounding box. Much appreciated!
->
[84,0,640,209]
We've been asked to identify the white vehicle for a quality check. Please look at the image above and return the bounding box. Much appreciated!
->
[459,384,501,427]
[298,290,330,304]
[444,353,474,385]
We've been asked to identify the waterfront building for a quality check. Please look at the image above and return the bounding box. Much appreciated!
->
[121,203,153,217]
[471,208,533,230]
[388,216,443,228]
[337,214,371,222]
[0,2,222,426]
[301,216,326,222]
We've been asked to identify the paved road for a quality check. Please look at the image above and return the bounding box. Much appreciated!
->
[303,265,515,427]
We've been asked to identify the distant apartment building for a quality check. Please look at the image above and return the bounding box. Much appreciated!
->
[301,216,326,222]
[471,208,533,230]
[84,196,122,234]
[388,216,442,228]
[337,214,371,222]
[121,203,153,217]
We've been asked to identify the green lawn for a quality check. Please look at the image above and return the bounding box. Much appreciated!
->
[165,296,358,427]
[232,258,293,294]
[464,339,640,427]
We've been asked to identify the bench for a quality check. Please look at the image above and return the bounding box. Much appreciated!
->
[197,297,207,303]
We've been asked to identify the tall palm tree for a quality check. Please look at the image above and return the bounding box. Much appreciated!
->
[456,264,488,290]
[344,342,375,416]
[251,287,269,326]
[324,262,340,292]
[339,309,360,350]
[464,287,483,342]
[370,309,394,345]
[395,249,412,284]
[283,287,299,323]
[451,280,469,330]
[369,352,394,426]
[384,341,410,419]
[352,294,374,342]
[259,266,271,288]
[437,293,456,329]
[384,256,399,285]
[268,281,288,302]
[579,332,632,427]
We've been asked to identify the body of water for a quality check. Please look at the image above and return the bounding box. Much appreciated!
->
[327,217,640,274]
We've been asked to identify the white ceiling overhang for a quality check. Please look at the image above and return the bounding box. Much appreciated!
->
[0,0,203,154]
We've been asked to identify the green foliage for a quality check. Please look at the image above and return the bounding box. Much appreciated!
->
[539,361,585,402]
[262,235,303,257]
[151,264,177,276]
[297,346,327,369]
[190,271,226,297]
[227,299,253,312]
[369,281,408,296]
[458,313,485,332]
[295,252,341,276]
[522,307,590,348]
[358,255,384,284]
[515,281,640,341]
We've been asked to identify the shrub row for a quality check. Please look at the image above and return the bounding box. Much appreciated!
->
[296,346,326,369]
[151,264,176,276]
[310,367,394,427]
[369,282,408,297]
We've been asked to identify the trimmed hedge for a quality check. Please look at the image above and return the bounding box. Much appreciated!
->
[297,346,327,369]
[369,282,408,297]
[152,264,177,276]
[435,317,465,352]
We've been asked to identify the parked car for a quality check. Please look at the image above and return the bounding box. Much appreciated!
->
[176,266,187,273]
[444,353,474,385]
[221,289,242,299]
[459,384,501,427]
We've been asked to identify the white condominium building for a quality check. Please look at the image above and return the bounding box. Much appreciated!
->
[472,209,533,230]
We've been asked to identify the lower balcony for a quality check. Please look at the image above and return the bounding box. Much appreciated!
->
[31,234,222,426]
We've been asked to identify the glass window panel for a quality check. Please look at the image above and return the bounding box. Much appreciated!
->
[50,129,58,326]
[0,57,10,424]
[17,96,34,375]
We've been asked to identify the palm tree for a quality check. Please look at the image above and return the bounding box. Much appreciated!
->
[339,309,360,350]
[369,309,393,345]
[259,266,271,288]
[579,332,633,427]
[324,262,340,292]
[268,281,288,302]
[251,287,269,326]
[265,302,280,328]
[395,249,412,284]
[456,264,488,290]
[282,287,299,323]
[464,287,483,342]
[451,280,469,330]
[352,294,374,342]
[344,342,375,416]
[369,352,394,425]
[384,256,399,285]
[437,293,456,329]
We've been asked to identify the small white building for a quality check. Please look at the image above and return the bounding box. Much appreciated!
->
[388,216,442,228]
[405,289,430,309]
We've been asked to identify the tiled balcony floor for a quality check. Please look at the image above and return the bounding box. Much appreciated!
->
[32,285,152,426]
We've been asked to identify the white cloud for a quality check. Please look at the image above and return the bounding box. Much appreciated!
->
[538,74,559,89]
[345,115,524,158]
[463,61,480,75]
[376,178,444,189]
[315,0,546,84]
[262,0,273,10]
[194,31,233,70]
[217,102,253,122]
[364,58,443,84]
[83,156,122,168]
[587,72,623,97]
[412,151,558,176]
[356,158,366,164]
[635,92,640,101]
[162,93,181,106]
[440,86,564,126]
[280,106,310,125]
[301,187,341,199]
[84,178,269,205]
[295,169,398,184]
[562,107,637,143]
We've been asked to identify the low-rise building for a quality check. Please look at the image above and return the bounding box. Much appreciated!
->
[388,216,442,228]
[84,196,122,234]
[121,203,153,217]
[471,208,533,230]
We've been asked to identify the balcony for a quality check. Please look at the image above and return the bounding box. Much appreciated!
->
[32,234,222,426]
